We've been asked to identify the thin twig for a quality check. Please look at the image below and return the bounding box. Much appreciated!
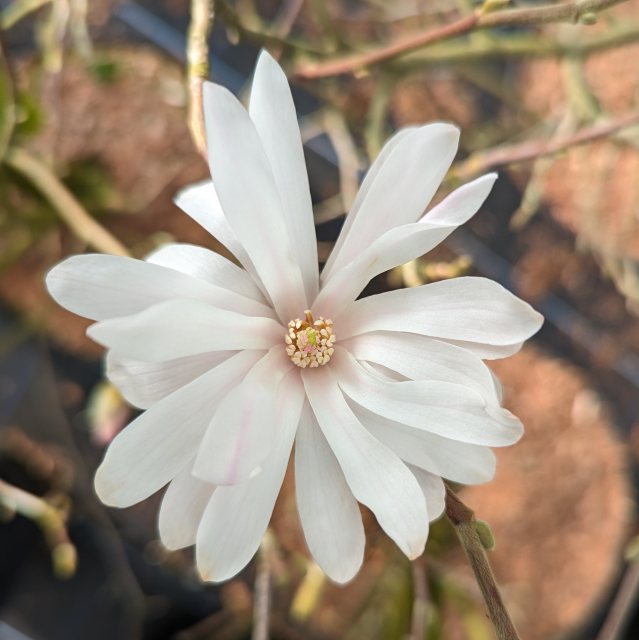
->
[5,147,129,256]
[0,0,51,29]
[0,478,77,578]
[295,0,629,78]
[445,486,520,640]
[451,110,639,181]
[597,559,639,640]
[394,22,639,68]
[410,557,431,640]
[187,0,213,157]
[252,532,272,640]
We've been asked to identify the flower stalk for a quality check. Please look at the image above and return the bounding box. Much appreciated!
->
[187,0,213,157]
[445,485,520,640]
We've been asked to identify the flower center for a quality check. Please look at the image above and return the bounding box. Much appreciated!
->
[285,310,336,368]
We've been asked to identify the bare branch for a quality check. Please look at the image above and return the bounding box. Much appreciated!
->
[187,0,213,157]
[451,110,639,181]
[295,0,629,79]
[5,147,129,256]
[445,486,520,640]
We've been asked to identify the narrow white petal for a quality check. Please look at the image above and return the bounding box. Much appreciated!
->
[203,81,307,320]
[174,180,250,268]
[409,467,446,522]
[193,348,293,486]
[321,127,416,281]
[249,51,319,303]
[322,124,459,279]
[158,464,215,550]
[333,347,523,447]
[302,366,428,560]
[295,402,365,583]
[420,173,497,225]
[315,175,497,315]
[336,277,543,358]
[106,351,232,410]
[88,299,283,362]
[352,401,496,484]
[94,350,262,508]
[196,372,304,582]
[146,243,266,303]
[46,254,274,321]
[343,332,500,405]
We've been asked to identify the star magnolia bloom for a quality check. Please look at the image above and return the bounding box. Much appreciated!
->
[46,51,543,584]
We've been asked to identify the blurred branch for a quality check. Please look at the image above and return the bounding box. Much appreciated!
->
[445,486,520,640]
[410,557,431,640]
[252,531,273,640]
[295,0,629,78]
[0,0,50,29]
[5,147,129,256]
[597,556,639,640]
[395,21,639,68]
[322,109,360,211]
[451,110,639,181]
[187,0,213,157]
[0,478,77,578]
[213,0,320,54]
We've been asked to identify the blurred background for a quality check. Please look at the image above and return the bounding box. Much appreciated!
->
[0,0,638,638]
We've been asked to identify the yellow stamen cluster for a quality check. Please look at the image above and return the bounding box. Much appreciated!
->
[285,310,335,368]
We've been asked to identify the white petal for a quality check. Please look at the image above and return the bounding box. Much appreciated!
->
[196,371,304,582]
[94,350,262,507]
[333,347,523,447]
[158,464,215,550]
[352,401,496,485]
[322,124,459,279]
[315,175,497,315]
[295,401,365,583]
[321,127,416,281]
[106,351,232,410]
[409,467,446,522]
[88,299,283,362]
[343,332,500,405]
[336,277,543,358]
[146,243,266,303]
[193,348,293,485]
[46,253,273,321]
[302,366,428,560]
[174,180,250,268]
[203,81,307,320]
[249,51,318,303]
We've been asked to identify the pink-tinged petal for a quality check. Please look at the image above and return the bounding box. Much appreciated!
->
[354,401,496,484]
[94,350,262,508]
[342,332,500,405]
[249,51,319,303]
[322,124,459,280]
[333,347,523,447]
[46,254,273,321]
[88,299,283,362]
[302,366,428,560]
[174,180,252,270]
[106,351,233,410]
[195,371,304,582]
[193,348,294,485]
[409,467,446,521]
[158,463,215,550]
[295,401,365,583]
[336,277,543,359]
[146,243,266,303]
[203,81,307,321]
[315,175,497,316]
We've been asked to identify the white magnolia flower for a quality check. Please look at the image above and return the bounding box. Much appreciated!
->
[46,51,543,584]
